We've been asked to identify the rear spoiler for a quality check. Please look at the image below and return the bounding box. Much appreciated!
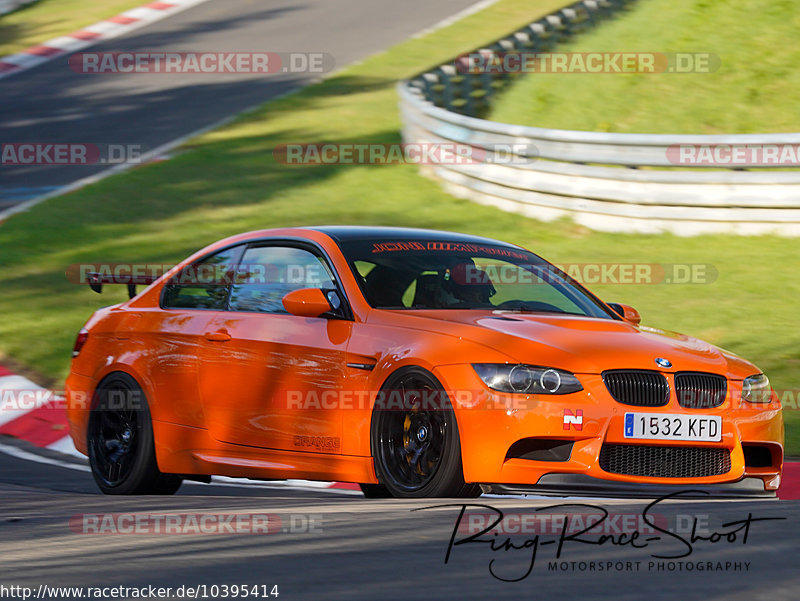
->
[86,272,160,299]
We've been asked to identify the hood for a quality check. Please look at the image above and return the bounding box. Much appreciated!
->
[383,310,758,378]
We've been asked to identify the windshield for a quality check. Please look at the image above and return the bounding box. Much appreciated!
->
[338,239,614,319]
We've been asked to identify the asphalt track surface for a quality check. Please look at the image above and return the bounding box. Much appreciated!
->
[0,0,481,207]
[0,437,798,601]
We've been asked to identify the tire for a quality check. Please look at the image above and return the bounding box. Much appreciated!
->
[370,367,480,498]
[87,373,182,495]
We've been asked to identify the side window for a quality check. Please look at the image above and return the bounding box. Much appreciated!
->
[162,246,242,310]
[228,246,337,314]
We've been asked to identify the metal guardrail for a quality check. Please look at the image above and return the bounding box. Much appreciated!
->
[398,0,800,236]
[410,0,635,117]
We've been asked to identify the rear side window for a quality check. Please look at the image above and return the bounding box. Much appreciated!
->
[162,246,243,310]
[228,246,336,314]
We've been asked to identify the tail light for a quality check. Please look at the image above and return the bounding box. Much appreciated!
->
[72,328,89,357]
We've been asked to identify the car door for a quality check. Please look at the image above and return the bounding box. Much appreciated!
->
[198,242,351,452]
[147,244,244,427]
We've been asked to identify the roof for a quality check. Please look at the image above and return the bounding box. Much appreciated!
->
[309,225,520,248]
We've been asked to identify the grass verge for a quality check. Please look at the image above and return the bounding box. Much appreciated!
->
[1,0,156,57]
[490,0,800,133]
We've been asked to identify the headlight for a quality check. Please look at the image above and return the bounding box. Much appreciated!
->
[742,373,772,403]
[472,364,583,395]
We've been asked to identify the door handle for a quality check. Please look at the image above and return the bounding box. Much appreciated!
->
[204,331,231,342]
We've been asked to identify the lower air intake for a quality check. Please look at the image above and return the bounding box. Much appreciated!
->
[599,444,731,478]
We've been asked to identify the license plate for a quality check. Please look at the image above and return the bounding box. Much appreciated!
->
[624,412,722,442]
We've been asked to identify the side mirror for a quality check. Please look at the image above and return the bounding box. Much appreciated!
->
[608,302,641,326]
[282,288,333,317]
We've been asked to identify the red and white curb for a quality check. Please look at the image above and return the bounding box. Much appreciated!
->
[0,0,213,80]
[0,364,74,453]
[0,363,360,492]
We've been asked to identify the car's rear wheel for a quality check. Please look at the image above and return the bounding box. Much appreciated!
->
[370,368,480,498]
[87,373,182,495]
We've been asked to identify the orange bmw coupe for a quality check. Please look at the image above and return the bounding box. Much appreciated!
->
[66,227,783,497]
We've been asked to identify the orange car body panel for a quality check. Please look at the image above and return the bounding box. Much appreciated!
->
[65,227,783,490]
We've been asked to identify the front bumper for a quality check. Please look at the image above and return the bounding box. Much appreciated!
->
[487,474,775,498]
[435,365,783,491]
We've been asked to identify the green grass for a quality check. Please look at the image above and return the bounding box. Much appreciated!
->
[490,0,800,133]
[0,0,152,57]
[1,0,798,451]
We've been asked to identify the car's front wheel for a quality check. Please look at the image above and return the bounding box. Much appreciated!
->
[370,368,480,498]
[87,373,182,495]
